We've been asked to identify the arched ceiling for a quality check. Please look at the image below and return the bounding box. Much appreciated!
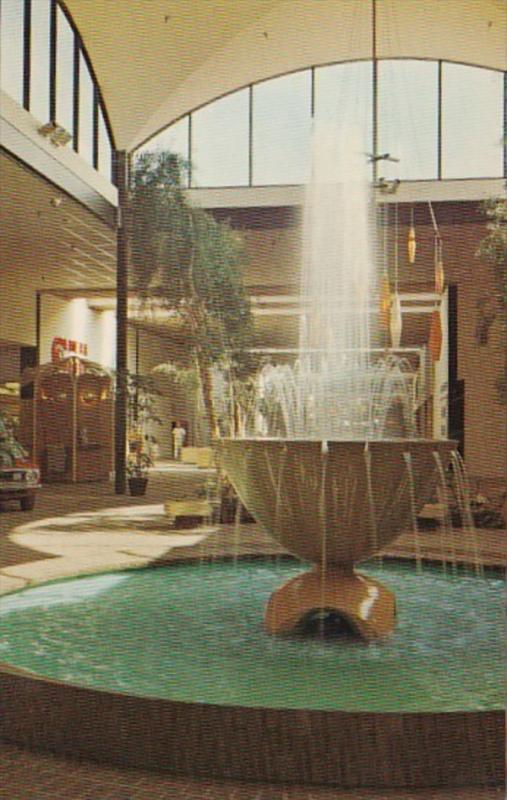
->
[64,0,506,151]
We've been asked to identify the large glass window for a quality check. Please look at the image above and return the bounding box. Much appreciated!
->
[141,116,189,175]
[252,70,312,185]
[378,59,438,181]
[191,88,249,187]
[98,107,112,180]
[55,5,75,139]
[441,63,504,179]
[0,0,24,105]
[78,52,95,166]
[314,60,372,155]
[29,0,51,122]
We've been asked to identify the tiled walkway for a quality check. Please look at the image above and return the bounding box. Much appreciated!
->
[1,464,505,800]
[1,741,503,800]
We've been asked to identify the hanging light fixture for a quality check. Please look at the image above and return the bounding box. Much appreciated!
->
[390,292,403,348]
[429,308,443,361]
[407,205,416,264]
[435,237,445,295]
[379,277,391,330]
[390,203,403,348]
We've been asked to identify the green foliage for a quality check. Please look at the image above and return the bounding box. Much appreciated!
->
[476,197,507,402]
[130,151,255,369]
[476,197,507,308]
[129,150,257,434]
[117,370,162,477]
[126,451,153,479]
[0,410,27,467]
[152,362,200,393]
[125,371,162,434]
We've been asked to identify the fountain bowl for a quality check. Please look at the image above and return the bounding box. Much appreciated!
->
[217,438,457,638]
[217,438,456,566]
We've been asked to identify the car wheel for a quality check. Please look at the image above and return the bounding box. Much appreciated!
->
[20,495,35,511]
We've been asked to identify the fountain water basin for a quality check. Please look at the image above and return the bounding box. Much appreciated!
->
[218,438,456,639]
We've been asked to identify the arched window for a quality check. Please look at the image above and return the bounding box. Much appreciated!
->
[141,59,505,187]
[441,63,504,179]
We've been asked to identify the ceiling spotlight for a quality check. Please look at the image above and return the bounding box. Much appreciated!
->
[38,120,72,147]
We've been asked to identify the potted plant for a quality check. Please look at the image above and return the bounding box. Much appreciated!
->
[116,370,162,495]
[126,451,153,496]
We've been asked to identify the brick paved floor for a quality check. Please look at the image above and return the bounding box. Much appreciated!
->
[1,742,503,800]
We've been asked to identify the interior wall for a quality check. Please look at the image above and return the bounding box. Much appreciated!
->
[0,263,38,347]
[40,295,116,368]
[0,345,20,383]
[442,213,506,483]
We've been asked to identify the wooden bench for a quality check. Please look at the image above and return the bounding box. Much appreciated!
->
[164,499,212,529]
[181,447,215,468]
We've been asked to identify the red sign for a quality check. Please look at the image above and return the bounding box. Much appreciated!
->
[51,337,88,362]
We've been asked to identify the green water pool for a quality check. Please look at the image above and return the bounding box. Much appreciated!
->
[0,560,503,712]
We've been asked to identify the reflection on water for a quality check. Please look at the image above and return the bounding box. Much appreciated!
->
[0,560,502,712]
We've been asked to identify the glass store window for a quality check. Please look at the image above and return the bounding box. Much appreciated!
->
[191,88,249,187]
[30,0,51,122]
[378,59,438,181]
[314,60,372,155]
[55,5,75,138]
[0,0,24,105]
[441,63,504,179]
[252,70,312,185]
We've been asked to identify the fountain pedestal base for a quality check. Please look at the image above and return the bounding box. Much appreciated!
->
[265,567,396,641]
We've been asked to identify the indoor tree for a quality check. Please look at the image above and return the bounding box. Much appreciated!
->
[476,197,507,402]
[129,151,256,439]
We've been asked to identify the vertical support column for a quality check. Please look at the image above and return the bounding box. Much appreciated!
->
[23,0,32,111]
[35,291,41,366]
[371,0,378,183]
[114,149,130,494]
[49,0,57,123]
[447,284,465,456]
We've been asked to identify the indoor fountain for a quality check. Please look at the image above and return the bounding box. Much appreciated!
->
[0,124,503,790]
[217,124,455,640]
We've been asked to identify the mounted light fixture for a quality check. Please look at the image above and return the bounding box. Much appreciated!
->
[375,177,400,194]
[37,121,72,147]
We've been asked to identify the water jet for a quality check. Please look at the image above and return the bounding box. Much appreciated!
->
[218,124,457,641]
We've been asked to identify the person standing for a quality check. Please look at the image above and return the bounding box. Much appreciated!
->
[172,421,186,461]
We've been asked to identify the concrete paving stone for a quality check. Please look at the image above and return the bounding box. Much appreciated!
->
[0,572,29,593]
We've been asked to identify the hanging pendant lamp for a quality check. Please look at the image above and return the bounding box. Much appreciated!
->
[435,239,445,294]
[379,277,391,330]
[390,291,403,348]
[429,308,443,361]
[407,206,416,264]
[435,258,445,295]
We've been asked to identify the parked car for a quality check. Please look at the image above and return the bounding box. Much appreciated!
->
[0,412,40,511]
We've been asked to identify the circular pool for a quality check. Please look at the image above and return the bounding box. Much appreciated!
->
[0,560,502,712]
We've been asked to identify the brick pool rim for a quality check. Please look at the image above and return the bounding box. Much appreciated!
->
[0,555,504,789]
